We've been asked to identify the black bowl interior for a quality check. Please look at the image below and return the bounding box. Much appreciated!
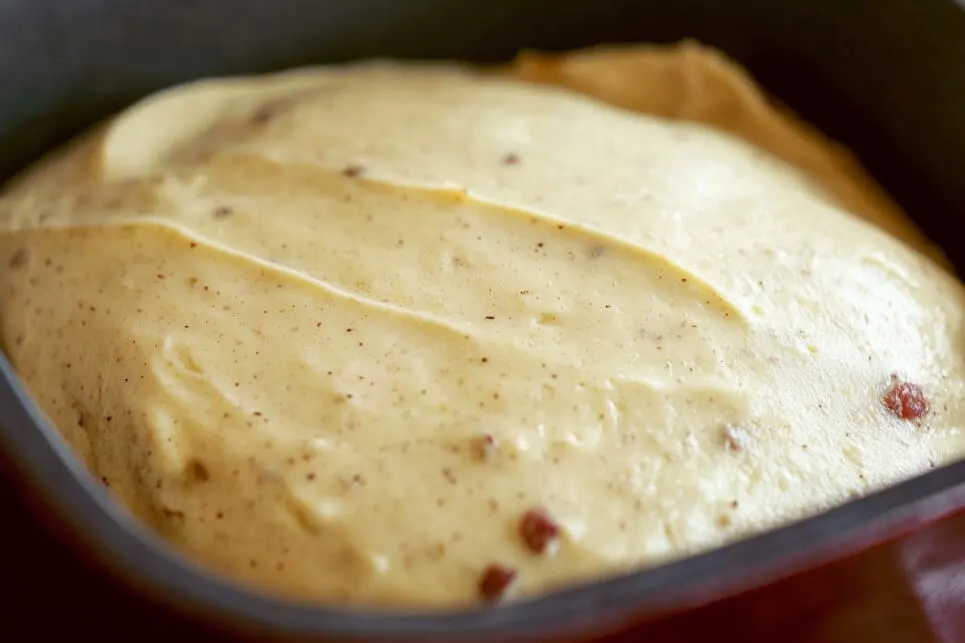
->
[2,0,965,640]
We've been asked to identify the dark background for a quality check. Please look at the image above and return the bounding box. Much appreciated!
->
[3,470,228,640]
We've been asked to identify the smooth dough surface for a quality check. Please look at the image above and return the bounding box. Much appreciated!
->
[1,42,964,607]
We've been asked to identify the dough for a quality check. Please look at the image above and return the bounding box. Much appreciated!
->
[1,41,963,607]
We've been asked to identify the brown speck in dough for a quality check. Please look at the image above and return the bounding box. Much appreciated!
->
[588,245,605,259]
[882,374,930,420]
[501,152,520,166]
[343,165,365,178]
[519,507,561,554]
[479,564,517,601]
[213,205,233,219]
[721,425,748,452]
[9,247,30,269]
[471,434,499,461]
[441,468,457,484]
[250,105,276,124]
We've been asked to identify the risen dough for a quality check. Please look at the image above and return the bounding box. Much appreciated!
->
[1,42,963,607]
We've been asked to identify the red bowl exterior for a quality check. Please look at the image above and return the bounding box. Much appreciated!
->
[603,503,965,643]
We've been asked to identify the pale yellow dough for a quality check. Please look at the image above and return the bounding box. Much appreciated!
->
[1,42,964,607]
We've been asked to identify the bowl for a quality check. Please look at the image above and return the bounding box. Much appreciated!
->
[3,0,965,640]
